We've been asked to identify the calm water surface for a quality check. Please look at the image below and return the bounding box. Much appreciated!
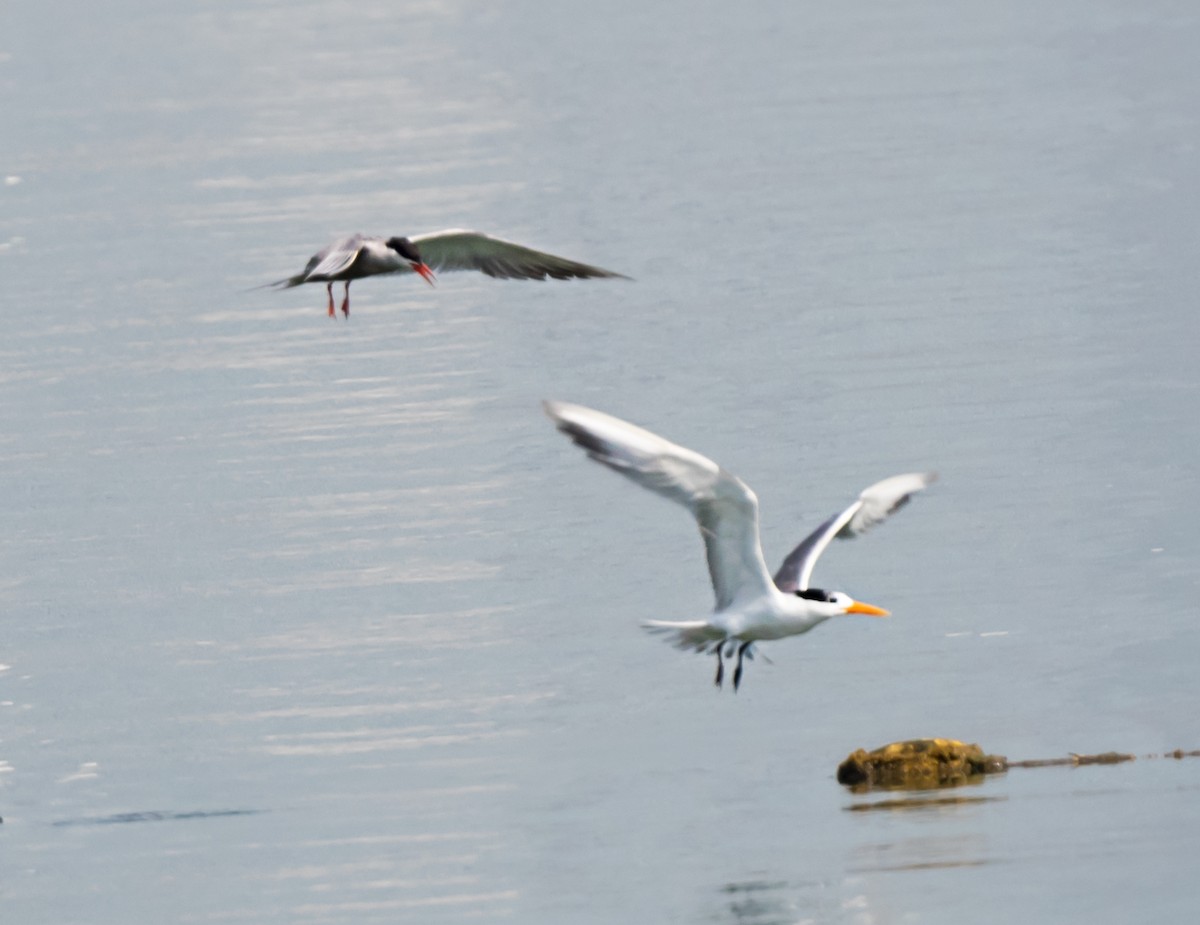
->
[3,1,1200,922]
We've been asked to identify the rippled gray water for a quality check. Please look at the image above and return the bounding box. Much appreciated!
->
[4,1,1200,922]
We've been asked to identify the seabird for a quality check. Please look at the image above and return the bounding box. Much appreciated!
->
[544,400,935,691]
[268,229,628,317]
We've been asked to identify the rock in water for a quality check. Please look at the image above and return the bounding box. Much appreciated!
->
[837,738,1008,789]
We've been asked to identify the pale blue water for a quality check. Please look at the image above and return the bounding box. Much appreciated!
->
[3,1,1200,922]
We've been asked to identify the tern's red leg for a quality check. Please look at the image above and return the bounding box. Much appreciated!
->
[326,282,335,318]
[341,281,351,318]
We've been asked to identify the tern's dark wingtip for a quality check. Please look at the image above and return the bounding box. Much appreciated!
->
[589,268,633,281]
[544,404,612,460]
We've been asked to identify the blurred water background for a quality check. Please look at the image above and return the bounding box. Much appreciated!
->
[3,1,1200,922]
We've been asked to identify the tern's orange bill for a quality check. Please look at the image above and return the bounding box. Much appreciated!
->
[414,263,437,286]
[847,600,890,617]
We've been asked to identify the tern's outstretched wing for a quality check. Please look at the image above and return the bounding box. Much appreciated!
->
[413,230,629,280]
[545,401,773,611]
[773,472,936,593]
[266,235,367,288]
[302,235,367,280]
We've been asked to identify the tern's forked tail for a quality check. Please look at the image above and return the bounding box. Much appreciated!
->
[271,273,307,289]
[642,619,724,653]
[247,273,307,292]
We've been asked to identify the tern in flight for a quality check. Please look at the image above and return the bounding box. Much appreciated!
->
[544,401,935,691]
[267,229,629,317]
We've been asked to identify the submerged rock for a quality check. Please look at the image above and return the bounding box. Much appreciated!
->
[837,738,1008,789]
[1007,751,1135,768]
[839,742,1199,792]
